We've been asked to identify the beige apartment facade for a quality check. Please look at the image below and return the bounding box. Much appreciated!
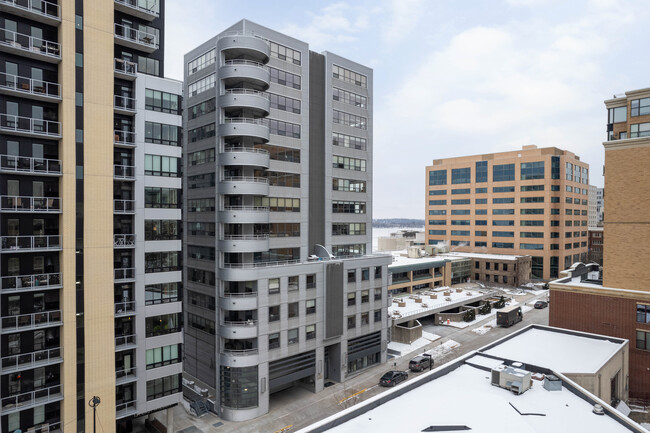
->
[425,145,589,281]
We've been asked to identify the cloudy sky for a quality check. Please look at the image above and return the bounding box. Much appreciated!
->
[164,0,649,219]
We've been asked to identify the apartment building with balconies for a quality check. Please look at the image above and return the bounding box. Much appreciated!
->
[550,87,650,403]
[182,19,390,422]
[425,145,590,281]
[0,1,180,432]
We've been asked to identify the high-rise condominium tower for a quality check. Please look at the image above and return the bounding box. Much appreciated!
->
[425,145,590,281]
[182,20,390,421]
[0,1,182,432]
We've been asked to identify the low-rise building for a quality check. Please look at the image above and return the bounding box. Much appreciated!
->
[439,252,531,287]
[376,230,425,251]
[299,325,638,433]
[387,252,451,295]
[588,227,604,265]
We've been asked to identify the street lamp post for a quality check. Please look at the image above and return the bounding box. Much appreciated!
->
[88,396,101,433]
[423,353,433,371]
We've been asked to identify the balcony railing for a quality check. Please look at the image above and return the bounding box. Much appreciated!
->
[223,59,267,69]
[115,334,136,349]
[224,88,269,98]
[114,301,136,316]
[114,0,158,18]
[221,234,269,241]
[221,291,257,298]
[222,176,269,184]
[114,57,137,76]
[114,129,136,146]
[1,235,61,252]
[0,0,60,21]
[116,400,137,419]
[0,154,61,175]
[1,272,61,292]
[1,310,62,332]
[114,23,158,49]
[222,348,259,355]
[115,367,137,383]
[222,205,269,212]
[114,164,135,179]
[1,196,61,212]
[223,117,267,126]
[222,320,258,327]
[0,114,61,137]
[1,384,62,414]
[0,72,61,99]
[223,145,270,155]
[1,347,62,373]
[0,28,61,59]
[114,199,135,214]
[114,267,135,281]
[114,234,135,248]
[114,95,136,112]
[222,259,301,269]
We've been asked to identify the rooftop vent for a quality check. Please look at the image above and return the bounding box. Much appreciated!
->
[491,364,532,395]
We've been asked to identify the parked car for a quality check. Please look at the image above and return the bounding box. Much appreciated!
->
[409,355,432,372]
[534,301,548,309]
[379,370,408,387]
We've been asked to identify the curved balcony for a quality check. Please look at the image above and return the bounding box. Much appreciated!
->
[1,235,61,253]
[218,234,269,253]
[0,154,61,176]
[219,294,258,311]
[0,114,61,139]
[1,347,62,374]
[219,117,269,143]
[218,176,269,196]
[114,0,158,21]
[0,0,61,26]
[220,146,269,168]
[219,206,269,224]
[114,58,137,81]
[0,72,61,102]
[114,234,135,248]
[1,272,62,293]
[0,29,61,63]
[114,129,136,148]
[220,88,270,116]
[219,321,258,339]
[217,32,270,63]
[219,349,259,368]
[1,310,62,333]
[114,23,158,53]
[1,196,61,213]
[219,60,270,90]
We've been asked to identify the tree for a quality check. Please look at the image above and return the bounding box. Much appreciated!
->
[479,300,491,315]
[463,309,476,322]
[494,296,506,309]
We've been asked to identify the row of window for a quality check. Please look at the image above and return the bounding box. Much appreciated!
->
[268,171,300,188]
[270,67,301,89]
[188,98,216,120]
[333,155,367,171]
[188,148,215,166]
[145,251,180,273]
[187,48,216,75]
[188,123,215,143]
[333,110,367,129]
[144,155,179,177]
[145,89,181,114]
[333,200,366,213]
[331,243,366,256]
[257,144,301,163]
[269,324,316,349]
[333,132,367,150]
[429,160,583,185]
[268,118,301,138]
[145,282,181,305]
[187,222,215,237]
[269,300,316,322]
[254,196,300,212]
[146,344,181,370]
[347,310,382,329]
[333,178,366,192]
[146,374,181,401]
[188,74,216,97]
[269,93,301,114]
[332,64,367,88]
[145,187,179,208]
[333,87,367,108]
[145,219,180,241]
[332,223,366,236]
[270,41,301,65]
[187,173,215,189]
[268,274,317,294]
[187,290,215,310]
[145,122,181,146]
[188,198,215,212]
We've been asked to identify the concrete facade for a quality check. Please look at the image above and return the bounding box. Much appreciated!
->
[181,20,390,422]
[588,184,599,227]
[425,145,589,281]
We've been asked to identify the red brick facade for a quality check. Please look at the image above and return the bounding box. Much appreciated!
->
[550,289,650,400]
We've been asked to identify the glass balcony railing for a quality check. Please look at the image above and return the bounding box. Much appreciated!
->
[1,347,62,373]
[1,235,61,252]
[0,0,61,21]
[1,272,61,292]
[0,114,61,137]
[114,58,137,76]
[0,72,61,99]
[1,384,62,414]
[0,28,61,59]
[0,154,61,175]
[114,23,158,49]
[114,199,135,214]
[0,196,61,212]
[1,309,62,331]
[114,129,136,146]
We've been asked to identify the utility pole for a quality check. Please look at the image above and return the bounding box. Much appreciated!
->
[89,396,101,433]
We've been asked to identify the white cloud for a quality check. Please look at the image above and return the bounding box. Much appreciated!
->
[381,0,427,44]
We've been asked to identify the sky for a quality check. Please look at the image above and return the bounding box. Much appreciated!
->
[164,0,650,219]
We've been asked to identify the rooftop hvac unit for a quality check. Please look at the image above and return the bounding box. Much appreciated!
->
[543,374,562,391]
[491,364,532,395]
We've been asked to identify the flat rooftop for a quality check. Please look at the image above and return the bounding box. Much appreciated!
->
[482,327,624,374]
[439,251,527,261]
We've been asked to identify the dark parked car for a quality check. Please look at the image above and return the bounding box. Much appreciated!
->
[409,355,432,372]
[379,370,408,387]
[534,301,548,309]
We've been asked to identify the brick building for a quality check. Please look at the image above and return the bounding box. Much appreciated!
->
[588,227,604,265]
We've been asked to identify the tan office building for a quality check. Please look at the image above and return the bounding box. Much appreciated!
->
[425,145,589,280]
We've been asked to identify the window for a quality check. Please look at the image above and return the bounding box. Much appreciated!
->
[269,92,301,113]
[475,241,487,247]
[493,164,515,181]
[493,186,515,193]
[306,324,316,340]
[521,209,544,215]
[145,89,180,114]
[333,87,367,108]
[637,330,650,350]
[145,251,180,272]
[451,167,471,184]
[333,178,366,192]
[269,67,301,89]
[188,268,215,286]
[146,344,181,369]
[451,230,470,236]
[347,292,356,306]
[333,132,366,150]
[637,305,650,323]
[144,121,181,146]
[475,161,488,183]
[270,41,301,65]
[333,110,367,129]
[493,209,514,215]
[187,48,216,75]
[476,198,487,204]
[451,200,470,205]
[187,74,216,96]
[476,187,487,193]
[306,299,316,315]
[333,155,367,171]
[521,220,543,226]
[451,220,470,225]
[531,257,544,279]
[476,209,487,215]
[188,173,215,189]
[188,98,216,119]
[493,231,514,237]
[333,64,367,87]
[374,287,382,300]
[269,278,280,294]
[146,313,181,336]
[188,149,216,166]
[267,171,300,187]
[630,122,650,138]
[288,276,299,291]
[220,366,258,409]
[347,316,356,329]
[188,198,215,212]
[374,309,382,323]
[493,197,514,204]
[145,155,179,177]
[475,231,487,236]
[492,242,514,249]
[268,119,301,138]
[333,201,366,214]
[362,268,370,281]
[429,169,447,185]
[146,283,181,305]
[288,302,299,319]
[269,306,280,322]
[146,374,181,401]
[429,230,446,235]
[521,243,544,250]
[145,220,180,240]
[520,161,545,180]
[451,209,470,215]
[452,188,471,194]
[288,328,299,344]
[331,244,366,256]
[521,185,544,191]
[269,332,280,349]
[256,197,300,212]
[269,223,300,237]
[188,123,215,142]
[521,197,544,203]
[521,232,544,238]
[551,197,560,203]
[631,98,650,117]
[429,200,447,206]
[493,220,514,226]
[476,220,487,226]
[361,312,370,326]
